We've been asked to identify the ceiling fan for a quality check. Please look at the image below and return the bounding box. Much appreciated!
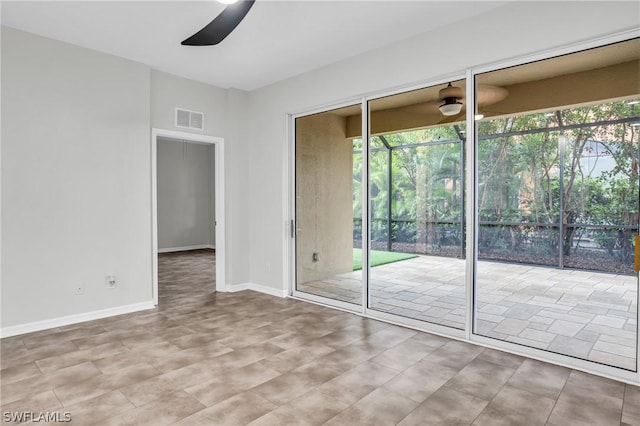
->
[182,0,255,46]
[402,83,508,122]
[436,83,509,118]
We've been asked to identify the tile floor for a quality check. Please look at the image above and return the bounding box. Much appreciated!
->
[1,250,639,425]
[299,255,638,370]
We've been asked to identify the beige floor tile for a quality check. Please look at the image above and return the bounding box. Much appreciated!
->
[548,388,623,426]
[0,362,42,385]
[316,361,399,405]
[250,388,349,426]
[119,374,183,407]
[36,391,135,426]
[35,342,129,373]
[623,385,640,425]
[475,348,525,369]
[191,391,276,426]
[97,391,204,426]
[473,384,556,426]
[562,370,626,400]
[397,386,489,426]
[506,358,570,400]
[150,341,234,373]
[1,341,78,371]
[0,390,62,417]
[251,362,343,405]
[184,362,281,406]
[325,388,419,426]
[21,325,107,350]
[256,343,336,373]
[370,338,437,371]
[246,406,315,426]
[53,363,160,406]
[445,358,517,400]
[2,361,102,405]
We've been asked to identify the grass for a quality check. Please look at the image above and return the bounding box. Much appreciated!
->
[352,248,418,271]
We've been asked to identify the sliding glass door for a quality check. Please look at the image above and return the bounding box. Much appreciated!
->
[366,83,467,330]
[294,104,363,308]
[473,39,639,371]
[292,36,639,377]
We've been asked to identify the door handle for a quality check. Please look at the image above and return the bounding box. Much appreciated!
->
[635,235,640,273]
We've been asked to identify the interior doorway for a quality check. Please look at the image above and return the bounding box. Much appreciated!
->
[151,129,226,305]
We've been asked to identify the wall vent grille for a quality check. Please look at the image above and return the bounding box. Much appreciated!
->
[175,108,205,131]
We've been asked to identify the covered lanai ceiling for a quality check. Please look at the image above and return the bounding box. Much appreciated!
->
[330,38,640,137]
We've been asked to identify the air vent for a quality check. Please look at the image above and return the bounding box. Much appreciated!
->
[175,108,205,131]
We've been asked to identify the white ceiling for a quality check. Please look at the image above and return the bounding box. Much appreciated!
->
[1,1,506,91]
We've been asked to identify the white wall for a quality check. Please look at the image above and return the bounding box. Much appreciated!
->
[151,71,250,285]
[245,1,640,293]
[157,139,215,251]
[1,27,152,327]
[1,28,249,332]
[223,88,251,285]
[151,70,227,136]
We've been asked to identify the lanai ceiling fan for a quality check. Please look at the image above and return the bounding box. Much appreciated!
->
[182,0,255,46]
[433,83,509,122]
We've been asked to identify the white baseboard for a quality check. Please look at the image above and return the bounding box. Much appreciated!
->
[157,244,215,254]
[0,301,156,338]
[226,282,288,298]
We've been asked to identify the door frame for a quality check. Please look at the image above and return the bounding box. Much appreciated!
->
[151,128,226,305]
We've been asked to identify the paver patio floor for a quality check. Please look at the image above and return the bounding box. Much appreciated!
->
[298,256,638,370]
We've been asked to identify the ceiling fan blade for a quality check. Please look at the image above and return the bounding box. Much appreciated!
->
[182,0,255,46]
[477,85,509,106]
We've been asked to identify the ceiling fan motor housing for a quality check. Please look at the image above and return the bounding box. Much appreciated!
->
[439,83,464,116]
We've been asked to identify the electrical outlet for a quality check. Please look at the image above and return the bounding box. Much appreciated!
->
[75,284,84,295]
[106,275,117,288]
[312,252,319,262]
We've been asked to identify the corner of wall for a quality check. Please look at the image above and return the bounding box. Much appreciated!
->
[225,282,288,298]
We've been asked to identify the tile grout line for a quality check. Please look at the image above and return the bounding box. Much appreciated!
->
[620,384,627,426]
[468,353,522,425]
[543,371,571,426]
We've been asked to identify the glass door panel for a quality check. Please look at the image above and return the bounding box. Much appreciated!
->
[474,39,639,371]
[295,104,363,306]
[367,81,467,329]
